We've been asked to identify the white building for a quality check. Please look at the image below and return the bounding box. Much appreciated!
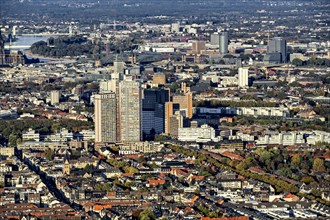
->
[197,107,289,117]
[79,129,95,141]
[219,76,238,87]
[119,142,163,154]
[178,124,216,142]
[256,132,305,146]
[238,107,289,117]
[50,90,60,105]
[238,67,249,88]
[22,128,40,142]
[44,128,73,142]
[306,131,330,145]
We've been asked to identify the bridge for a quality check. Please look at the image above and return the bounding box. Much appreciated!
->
[20,33,70,37]
[4,45,31,49]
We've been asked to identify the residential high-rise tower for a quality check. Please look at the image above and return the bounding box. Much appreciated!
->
[94,92,117,143]
[220,32,229,54]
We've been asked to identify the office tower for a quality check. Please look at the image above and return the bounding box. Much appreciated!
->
[94,92,117,143]
[119,79,142,142]
[220,32,229,54]
[165,102,173,135]
[169,112,184,137]
[268,37,287,63]
[113,61,126,75]
[153,74,166,85]
[238,67,249,88]
[192,41,206,54]
[95,67,142,143]
[172,92,193,119]
[50,90,60,105]
[142,89,170,136]
[210,33,220,46]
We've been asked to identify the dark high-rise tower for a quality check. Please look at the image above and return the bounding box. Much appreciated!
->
[268,37,287,63]
[142,88,170,137]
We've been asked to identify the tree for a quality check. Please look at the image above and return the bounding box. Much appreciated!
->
[290,155,302,170]
[291,58,303,66]
[313,158,326,172]
[139,209,156,220]
[45,148,55,160]
[301,176,316,184]
[8,133,17,147]
[123,166,139,174]
[84,164,94,173]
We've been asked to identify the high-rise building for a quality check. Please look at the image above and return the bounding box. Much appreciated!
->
[220,32,229,54]
[210,33,220,46]
[238,67,249,88]
[94,92,117,143]
[267,37,287,63]
[113,61,126,75]
[95,74,142,143]
[192,41,206,54]
[119,79,142,142]
[169,111,184,137]
[142,89,169,136]
[165,102,173,135]
[50,90,60,105]
[173,92,193,119]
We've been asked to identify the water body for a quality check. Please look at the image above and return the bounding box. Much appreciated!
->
[5,35,50,51]
[4,35,67,63]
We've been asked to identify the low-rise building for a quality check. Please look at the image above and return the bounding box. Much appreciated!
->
[178,124,216,142]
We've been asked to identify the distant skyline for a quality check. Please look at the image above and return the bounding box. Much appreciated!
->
[1,0,329,21]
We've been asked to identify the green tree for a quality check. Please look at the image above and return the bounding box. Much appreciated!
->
[290,155,302,170]
[291,58,303,66]
[139,209,156,220]
[123,166,139,174]
[84,164,94,173]
[45,148,54,160]
[8,133,17,147]
[301,176,316,184]
[313,158,326,172]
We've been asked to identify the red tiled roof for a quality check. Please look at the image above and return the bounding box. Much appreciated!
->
[190,175,205,181]
[93,204,112,212]
[149,179,165,186]
[248,166,266,174]
[220,151,244,161]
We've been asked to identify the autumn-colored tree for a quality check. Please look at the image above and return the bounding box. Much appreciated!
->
[313,158,326,172]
